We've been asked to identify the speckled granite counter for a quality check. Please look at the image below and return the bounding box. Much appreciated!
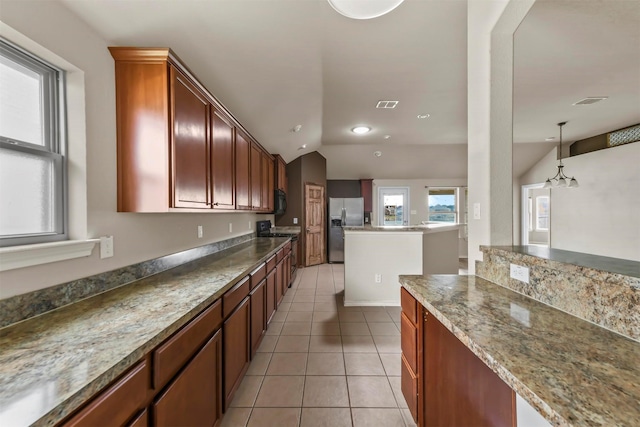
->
[400,274,640,427]
[270,226,301,234]
[0,237,290,427]
[343,224,460,234]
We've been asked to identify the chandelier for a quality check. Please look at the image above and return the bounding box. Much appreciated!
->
[543,122,579,188]
[327,0,405,20]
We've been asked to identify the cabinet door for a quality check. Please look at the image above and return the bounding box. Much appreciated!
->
[360,179,373,212]
[223,296,251,410]
[261,152,270,211]
[171,68,210,209]
[250,279,267,358]
[275,259,284,306]
[267,157,275,211]
[275,155,287,193]
[250,143,262,210]
[211,109,235,209]
[235,132,251,210]
[154,330,222,427]
[266,268,276,324]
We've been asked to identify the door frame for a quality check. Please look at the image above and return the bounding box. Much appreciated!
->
[377,187,410,226]
[304,182,326,266]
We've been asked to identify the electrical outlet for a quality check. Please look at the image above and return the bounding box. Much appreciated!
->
[374,273,382,283]
[100,236,114,259]
[229,223,233,233]
[197,225,203,238]
[410,210,417,215]
[293,218,298,224]
[510,263,530,284]
[473,203,481,220]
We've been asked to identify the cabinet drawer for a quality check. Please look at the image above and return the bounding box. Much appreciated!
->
[64,360,149,427]
[401,287,417,324]
[223,276,250,318]
[266,254,276,272]
[276,248,285,262]
[401,355,419,424]
[250,263,267,290]
[400,312,418,373]
[154,299,222,389]
[284,241,291,255]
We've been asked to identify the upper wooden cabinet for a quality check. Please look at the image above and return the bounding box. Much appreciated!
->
[274,154,287,194]
[109,47,274,213]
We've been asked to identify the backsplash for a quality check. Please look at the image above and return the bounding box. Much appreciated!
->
[476,246,639,341]
[0,232,255,328]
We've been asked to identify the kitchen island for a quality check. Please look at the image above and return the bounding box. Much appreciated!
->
[342,224,460,306]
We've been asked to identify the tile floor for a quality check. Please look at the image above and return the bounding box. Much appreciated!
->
[220,263,416,427]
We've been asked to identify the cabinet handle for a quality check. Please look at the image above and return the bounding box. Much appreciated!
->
[213,202,219,206]
[423,311,428,322]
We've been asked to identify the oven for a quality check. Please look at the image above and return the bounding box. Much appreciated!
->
[256,220,298,287]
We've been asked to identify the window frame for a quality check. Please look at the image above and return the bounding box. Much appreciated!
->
[427,187,458,224]
[535,195,550,231]
[0,38,67,247]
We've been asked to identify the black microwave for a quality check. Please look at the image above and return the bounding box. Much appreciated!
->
[274,189,287,215]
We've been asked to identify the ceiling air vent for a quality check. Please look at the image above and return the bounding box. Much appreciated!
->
[572,97,608,106]
[376,100,399,109]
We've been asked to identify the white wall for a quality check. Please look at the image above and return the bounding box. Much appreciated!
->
[0,1,272,299]
[518,142,640,261]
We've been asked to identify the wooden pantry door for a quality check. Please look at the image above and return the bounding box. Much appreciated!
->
[304,183,326,266]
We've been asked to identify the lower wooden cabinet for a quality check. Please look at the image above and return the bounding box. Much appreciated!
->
[275,259,284,306]
[250,278,267,358]
[400,288,516,427]
[154,330,222,427]
[266,268,277,324]
[223,296,251,410]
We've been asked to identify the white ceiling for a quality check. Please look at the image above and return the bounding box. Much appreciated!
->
[59,0,639,180]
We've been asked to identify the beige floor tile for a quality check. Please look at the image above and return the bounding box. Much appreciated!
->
[314,295,338,303]
[275,335,310,352]
[306,353,345,375]
[339,322,371,336]
[256,335,278,353]
[265,321,283,336]
[300,408,353,427]
[379,353,402,377]
[278,302,291,312]
[360,306,387,312]
[309,335,343,352]
[344,353,386,376]
[367,322,400,336]
[341,335,377,353]
[281,293,295,303]
[302,376,350,407]
[271,310,288,323]
[289,302,315,312]
[385,307,402,322]
[247,408,301,427]
[364,311,394,323]
[293,294,316,303]
[220,407,251,427]
[281,321,312,336]
[246,352,272,375]
[388,376,408,408]
[351,408,404,427]
[311,322,340,336]
[254,376,305,407]
[337,305,363,313]
[339,312,366,322]
[230,375,263,407]
[266,352,308,375]
[373,335,401,354]
[400,408,418,427]
[347,376,397,408]
[295,288,316,295]
[286,311,314,322]
[313,311,340,323]
[314,302,338,312]
[315,287,337,296]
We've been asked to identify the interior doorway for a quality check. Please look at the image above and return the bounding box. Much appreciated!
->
[521,184,550,247]
[304,183,326,266]
[378,187,410,226]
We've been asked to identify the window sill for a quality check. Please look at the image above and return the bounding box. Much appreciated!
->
[0,239,100,272]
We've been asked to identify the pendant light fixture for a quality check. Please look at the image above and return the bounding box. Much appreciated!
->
[327,0,405,20]
[543,122,579,189]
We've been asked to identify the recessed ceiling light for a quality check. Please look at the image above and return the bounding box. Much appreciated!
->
[417,114,430,119]
[373,151,382,157]
[383,135,391,139]
[292,124,302,132]
[352,126,371,134]
[572,97,608,106]
[545,137,556,141]
[297,144,307,150]
[376,100,399,109]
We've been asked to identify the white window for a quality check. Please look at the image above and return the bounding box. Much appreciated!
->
[0,39,66,247]
[427,188,457,223]
[536,196,549,231]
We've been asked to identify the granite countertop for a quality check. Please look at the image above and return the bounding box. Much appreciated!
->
[399,274,640,427]
[483,245,640,283]
[270,226,301,234]
[343,224,460,233]
[0,237,290,427]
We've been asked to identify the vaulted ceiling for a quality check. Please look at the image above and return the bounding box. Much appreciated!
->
[60,0,639,180]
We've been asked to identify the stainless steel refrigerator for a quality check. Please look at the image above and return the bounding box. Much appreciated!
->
[328,197,364,263]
